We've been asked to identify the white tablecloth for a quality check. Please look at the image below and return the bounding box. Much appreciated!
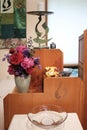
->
[8,113,83,130]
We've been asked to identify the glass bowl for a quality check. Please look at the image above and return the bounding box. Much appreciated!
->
[27,104,68,130]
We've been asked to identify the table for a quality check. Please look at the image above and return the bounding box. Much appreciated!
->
[8,113,83,130]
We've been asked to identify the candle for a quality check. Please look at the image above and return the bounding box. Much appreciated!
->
[37,1,45,11]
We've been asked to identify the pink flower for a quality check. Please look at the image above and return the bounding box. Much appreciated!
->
[16,45,27,52]
[21,57,34,69]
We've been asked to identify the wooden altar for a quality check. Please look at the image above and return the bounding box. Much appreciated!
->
[4,49,84,130]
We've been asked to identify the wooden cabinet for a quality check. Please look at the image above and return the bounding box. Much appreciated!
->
[78,29,87,130]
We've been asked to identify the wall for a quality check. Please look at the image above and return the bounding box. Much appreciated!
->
[48,0,87,64]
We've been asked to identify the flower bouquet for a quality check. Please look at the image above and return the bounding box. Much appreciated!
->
[2,45,41,92]
[2,45,41,77]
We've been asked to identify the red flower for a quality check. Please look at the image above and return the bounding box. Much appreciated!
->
[26,67,33,74]
[8,65,16,75]
[9,48,16,54]
[10,52,24,65]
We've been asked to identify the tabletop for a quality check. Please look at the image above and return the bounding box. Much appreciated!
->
[8,113,83,130]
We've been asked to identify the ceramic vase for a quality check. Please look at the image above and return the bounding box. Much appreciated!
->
[14,75,31,93]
